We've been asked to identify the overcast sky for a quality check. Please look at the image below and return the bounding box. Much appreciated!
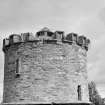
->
[0,0,105,102]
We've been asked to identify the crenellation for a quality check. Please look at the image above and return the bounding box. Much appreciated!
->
[36,28,54,41]
[2,28,90,52]
[54,31,64,42]
[9,34,21,45]
[3,38,9,47]
[77,36,90,51]
[2,38,10,52]
[65,33,78,44]
[77,36,85,46]
[21,33,35,42]
[84,38,90,51]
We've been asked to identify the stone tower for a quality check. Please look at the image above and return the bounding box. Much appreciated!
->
[2,27,90,105]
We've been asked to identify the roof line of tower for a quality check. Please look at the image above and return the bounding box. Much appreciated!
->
[2,28,90,52]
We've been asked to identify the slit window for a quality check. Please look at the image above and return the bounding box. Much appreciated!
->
[16,59,19,74]
[77,85,82,101]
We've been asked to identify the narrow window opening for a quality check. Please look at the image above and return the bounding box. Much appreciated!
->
[77,85,82,101]
[16,59,20,77]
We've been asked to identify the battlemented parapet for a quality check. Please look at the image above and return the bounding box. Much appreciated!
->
[3,28,90,52]
[2,27,91,105]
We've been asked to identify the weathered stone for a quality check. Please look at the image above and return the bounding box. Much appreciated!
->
[3,42,89,104]
[2,28,91,105]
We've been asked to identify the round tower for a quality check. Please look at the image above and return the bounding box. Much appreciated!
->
[2,27,90,105]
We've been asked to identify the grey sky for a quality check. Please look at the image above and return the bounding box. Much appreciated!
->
[0,0,105,101]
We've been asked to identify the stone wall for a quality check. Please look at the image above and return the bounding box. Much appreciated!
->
[3,41,89,104]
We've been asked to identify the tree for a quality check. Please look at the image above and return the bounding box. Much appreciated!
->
[88,81,104,105]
